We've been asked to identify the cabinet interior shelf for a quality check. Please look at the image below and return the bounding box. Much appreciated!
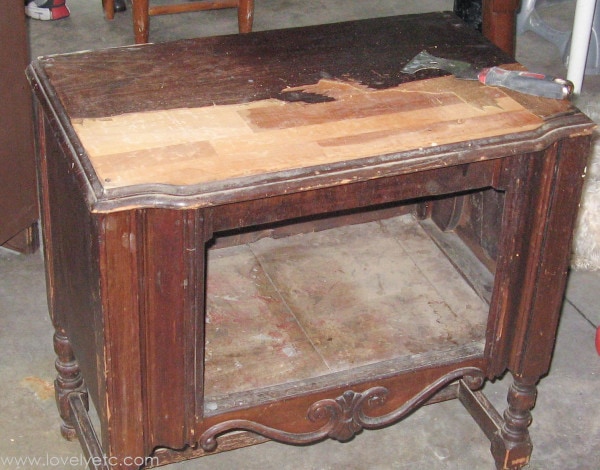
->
[203,213,491,414]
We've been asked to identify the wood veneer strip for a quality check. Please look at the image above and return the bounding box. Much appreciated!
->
[72,79,543,189]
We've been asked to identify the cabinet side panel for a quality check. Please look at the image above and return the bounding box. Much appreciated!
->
[485,138,590,379]
[141,209,207,450]
[513,136,592,377]
[97,211,146,461]
[484,151,546,376]
[38,114,104,426]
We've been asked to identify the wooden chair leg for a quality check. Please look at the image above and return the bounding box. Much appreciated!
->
[102,0,115,21]
[238,0,254,33]
[132,0,150,44]
[128,0,253,44]
[482,0,519,56]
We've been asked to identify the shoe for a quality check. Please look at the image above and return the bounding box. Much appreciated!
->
[114,0,126,12]
[25,0,70,20]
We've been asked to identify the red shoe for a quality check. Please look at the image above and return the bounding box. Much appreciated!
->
[25,0,70,21]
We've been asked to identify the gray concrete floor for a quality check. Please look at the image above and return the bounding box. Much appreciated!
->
[1,0,599,469]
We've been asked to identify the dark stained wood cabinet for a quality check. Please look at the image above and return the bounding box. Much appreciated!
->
[27,13,594,470]
[0,0,518,256]
[0,0,38,253]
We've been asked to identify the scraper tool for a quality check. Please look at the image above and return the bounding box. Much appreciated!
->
[402,51,573,99]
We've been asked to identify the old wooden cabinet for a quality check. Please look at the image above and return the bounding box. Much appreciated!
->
[0,0,38,252]
[27,12,594,470]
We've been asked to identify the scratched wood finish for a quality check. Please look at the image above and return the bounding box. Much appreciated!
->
[28,13,595,470]
[40,13,514,119]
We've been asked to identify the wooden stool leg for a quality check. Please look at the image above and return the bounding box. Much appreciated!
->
[132,0,150,44]
[53,329,88,441]
[482,0,519,56]
[102,0,115,21]
[238,0,254,33]
[491,377,536,469]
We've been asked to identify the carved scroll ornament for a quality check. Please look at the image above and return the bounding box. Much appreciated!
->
[200,366,485,451]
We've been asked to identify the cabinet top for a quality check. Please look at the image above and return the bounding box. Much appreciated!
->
[27,12,593,210]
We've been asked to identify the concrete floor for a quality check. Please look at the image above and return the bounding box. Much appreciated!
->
[1,0,599,469]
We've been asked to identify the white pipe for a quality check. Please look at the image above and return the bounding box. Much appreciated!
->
[567,0,597,94]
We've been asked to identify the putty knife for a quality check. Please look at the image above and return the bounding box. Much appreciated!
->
[402,51,573,99]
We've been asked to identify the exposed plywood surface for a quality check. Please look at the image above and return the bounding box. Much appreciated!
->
[72,77,544,190]
[203,214,489,402]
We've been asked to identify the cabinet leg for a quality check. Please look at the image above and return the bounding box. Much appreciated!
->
[491,377,536,469]
[53,329,88,441]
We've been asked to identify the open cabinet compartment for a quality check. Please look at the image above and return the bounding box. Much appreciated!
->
[201,191,500,416]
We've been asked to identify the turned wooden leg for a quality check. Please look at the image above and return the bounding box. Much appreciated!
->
[53,329,88,441]
[238,0,254,33]
[491,377,536,470]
